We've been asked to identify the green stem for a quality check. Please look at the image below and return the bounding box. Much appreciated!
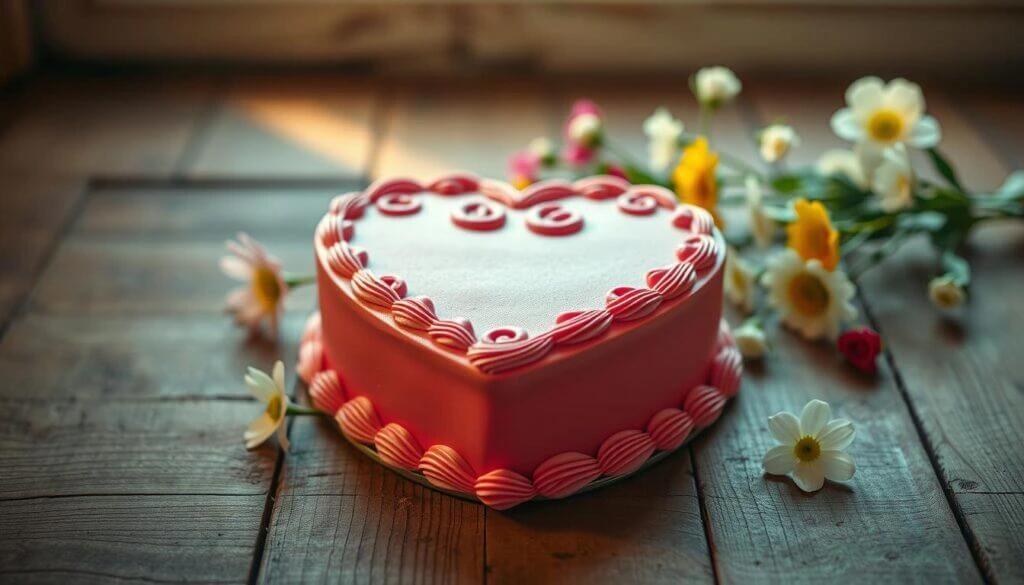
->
[284,273,316,289]
[698,107,712,140]
[286,404,324,416]
[848,229,915,281]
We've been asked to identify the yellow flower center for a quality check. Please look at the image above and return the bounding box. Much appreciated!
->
[511,175,532,190]
[793,436,821,462]
[265,393,284,422]
[252,266,282,312]
[867,109,904,143]
[788,271,830,317]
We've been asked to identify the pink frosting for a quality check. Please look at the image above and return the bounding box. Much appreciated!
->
[297,338,325,384]
[374,423,424,470]
[301,312,322,345]
[597,429,657,477]
[351,270,403,308]
[676,234,719,271]
[616,190,659,216]
[392,296,438,331]
[450,199,507,232]
[605,287,663,321]
[329,192,368,219]
[711,347,743,398]
[672,204,714,235]
[478,178,520,208]
[517,179,577,209]
[549,309,614,345]
[474,469,537,510]
[716,320,736,353]
[325,242,368,279]
[427,172,480,195]
[428,318,477,350]
[573,175,631,200]
[684,385,727,428]
[308,370,346,415]
[525,203,584,236]
[646,262,697,300]
[376,193,422,216]
[364,177,423,203]
[646,408,695,451]
[335,396,382,444]
[532,452,602,499]
[418,445,477,494]
[319,215,354,247]
[466,335,554,374]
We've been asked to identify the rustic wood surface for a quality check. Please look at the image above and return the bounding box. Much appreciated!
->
[0,72,1021,584]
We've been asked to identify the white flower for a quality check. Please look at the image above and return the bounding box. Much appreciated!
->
[694,66,742,109]
[830,76,942,151]
[244,361,290,450]
[528,137,556,164]
[567,113,603,147]
[759,124,800,164]
[745,176,777,248]
[724,247,756,313]
[763,399,856,492]
[734,322,767,359]
[762,249,857,340]
[873,145,914,212]
[816,149,867,189]
[929,275,966,309]
[643,107,684,172]
[221,233,288,336]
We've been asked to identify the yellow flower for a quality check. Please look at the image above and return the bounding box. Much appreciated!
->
[786,199,840,271]
[672,137,722,227]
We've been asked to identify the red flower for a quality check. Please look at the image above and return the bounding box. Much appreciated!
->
[838,327,882,374]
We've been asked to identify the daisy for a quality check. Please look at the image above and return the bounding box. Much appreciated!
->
[643,107,684,172]
[746,176,777,248]
[244,361,290,450]
[762,249,857,340]
[830,76,942,151]
[724,247,756,313]
[693,66,742,109]
[221,233,288,336]
[759,124,800,164]
[929,275,966,309]
[763,399,856,492]
[873,145,914,212]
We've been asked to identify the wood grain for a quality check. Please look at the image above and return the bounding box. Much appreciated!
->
[184,74,381,180]
[961,92,1024,169]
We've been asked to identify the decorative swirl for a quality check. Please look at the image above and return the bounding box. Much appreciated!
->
[517,179,576,209]
[683,385,727,428]
[526,203,584,237]
[351,270,404,308]
[364,177,423,203]
[374,423,424,470]
[308,370,346,416]
[573,175,631,200]
[617,186,675,215]
[319,215,354,247]
[450,199,507,232]
[672,204,715,235]
[605,287,664,321]
[301,312,322,345]
[467,335,554,374]
[645,262,697,300]
[481,326,528,345]
[335,396,382,444]
[297,339,325,384]
[428,318,477,350]
[550,310,613,345]
[427,172,480,196]
[710,347,743,398]
[392,296,438,331]
[646,408,694,451]
[325,242,368,279]
[329,192,369,219]
[675,234,719,271]
[597,430,657,477]
[630,185,677,210]
[418,445,477,494]
[474,469,537,511]
[376,193,422,216]
[478,178,520,208]
[532,452,602,499]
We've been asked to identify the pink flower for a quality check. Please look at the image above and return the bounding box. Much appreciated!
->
[563,143,596,167]
[606,164,628,181]
[562,99,604,164]
[508,150,541,190]
[220,233,288,336]
[838,327,883,374]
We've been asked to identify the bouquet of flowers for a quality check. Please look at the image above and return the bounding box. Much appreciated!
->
[505,67,1024,372]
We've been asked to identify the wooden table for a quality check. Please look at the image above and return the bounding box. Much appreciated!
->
[0,72,1021,584]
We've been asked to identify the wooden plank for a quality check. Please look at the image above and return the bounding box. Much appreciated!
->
[258,416,485,584]
[0,74,213,178]
[856,95,1024,582]
[374,78,554,179]
[184,74,380,180]
[0,174,83,328]
[961,92,1024,169]
[0,494,264,584]
[689,81,983,583]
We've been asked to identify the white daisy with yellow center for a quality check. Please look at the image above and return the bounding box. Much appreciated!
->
[221,232,289,336]
[643,107,685,173]
[762,249,857,340]
[873,145,915,212]
[831,77,941,152]
[693,66,742,109]
[763,399,856,492]
[759,124,800,164]
[244,361,291,451]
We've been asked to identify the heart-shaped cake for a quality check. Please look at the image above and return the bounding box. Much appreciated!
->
[301,173,742,509]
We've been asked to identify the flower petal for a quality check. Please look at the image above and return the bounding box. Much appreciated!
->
[245,367,275,402]
[884,78,924,120]
[799,399,831,437]
[907,116,942,149]
[763,444,798,475]
[768,412,801,445]
[817,418,855,451]
[244,412,277,449]
[792,461,826,492]
[272,361,286,395]
[830,109,862,142]
[276,422,291,452]
[822,450,856,482]
[846,76,884,112]
[220,256,253,281]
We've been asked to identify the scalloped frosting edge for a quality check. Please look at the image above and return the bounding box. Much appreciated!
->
[299,313,743,510]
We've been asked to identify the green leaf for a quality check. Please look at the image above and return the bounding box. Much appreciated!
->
[926,148,966,193]
[995,170,1024,201]
[770,174,804,194]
